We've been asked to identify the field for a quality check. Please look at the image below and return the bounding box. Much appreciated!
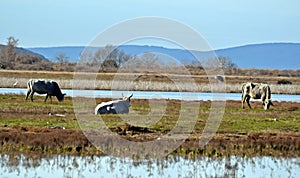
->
[0,69,299,158]
[1,94,300,158]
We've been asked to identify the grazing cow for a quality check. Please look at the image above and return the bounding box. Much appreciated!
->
[26,79,66,102]
[241,82,273,110]
[95,94,133,114]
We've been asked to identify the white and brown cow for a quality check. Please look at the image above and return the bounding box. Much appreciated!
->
[26,79,66,102]
[95,94,133,114]
[241,82,273,110]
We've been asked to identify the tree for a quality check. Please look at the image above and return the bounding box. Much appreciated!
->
[0,36,19,69]
[216,56,237,69]
[139,52,160,70]
[92,44,131,70]
[6,36,18,62]
[78,49,94,64]
[55,53,70,65]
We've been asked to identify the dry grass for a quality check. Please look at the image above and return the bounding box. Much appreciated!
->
[0,69,299,94]
[1,76,299,94]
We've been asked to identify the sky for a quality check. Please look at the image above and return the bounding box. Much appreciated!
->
[0,0,300,50]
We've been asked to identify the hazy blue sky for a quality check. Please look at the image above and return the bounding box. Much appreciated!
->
[1,0,299,49]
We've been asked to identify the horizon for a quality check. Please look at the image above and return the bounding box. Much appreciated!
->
[1,0,300,50]
[24,41,300,51]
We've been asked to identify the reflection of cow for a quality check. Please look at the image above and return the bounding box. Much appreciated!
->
[241,82,273,110]
[95,94,133,115]
[26,79,66,102]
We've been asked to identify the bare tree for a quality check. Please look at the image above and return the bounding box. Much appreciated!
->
[79,49,94,64]
[55,53,70,66]
[0,36,19,68]
[139,52,160,70]
[216,56,237,69]
[92,45,130,70]
[6,36,19,62]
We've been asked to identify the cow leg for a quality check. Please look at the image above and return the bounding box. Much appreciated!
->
[45,95,48,102]
[246,96,252,109]
[241,98,244,109]
[25,90,31,101]
[30,92,35,102]
[241,94,246,109]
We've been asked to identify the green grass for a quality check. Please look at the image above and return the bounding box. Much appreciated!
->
[0,94,299,134]
[0,95,79,129]
[218,106,300,133]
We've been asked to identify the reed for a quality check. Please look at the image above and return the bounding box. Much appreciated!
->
[1,77,299,94]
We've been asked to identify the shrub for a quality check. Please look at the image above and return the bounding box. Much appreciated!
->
[277,79,292,85]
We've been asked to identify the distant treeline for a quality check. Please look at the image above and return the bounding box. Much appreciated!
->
[0,37,299,78]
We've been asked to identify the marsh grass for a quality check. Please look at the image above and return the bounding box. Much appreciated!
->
[0,95,78,129]
[1,77,300,94]
[0,94,300,156]
[1,95,299,134]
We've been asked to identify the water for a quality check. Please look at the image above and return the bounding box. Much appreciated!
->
[1,87,300,102]
[0,154,299,178]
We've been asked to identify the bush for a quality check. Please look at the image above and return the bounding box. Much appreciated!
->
[277,79,292,85]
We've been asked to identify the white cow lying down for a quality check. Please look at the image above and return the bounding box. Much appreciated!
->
[95,94,133,114]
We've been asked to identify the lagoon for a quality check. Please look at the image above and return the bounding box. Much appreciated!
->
[1,88,300,102]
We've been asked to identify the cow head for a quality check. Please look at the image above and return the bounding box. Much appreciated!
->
[263,99,273,110]
[123,94,133,101]
[57,93,66,102]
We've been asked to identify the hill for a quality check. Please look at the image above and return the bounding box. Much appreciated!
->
[0,44,47,61]
[0,44,50,70]
[215,43,300,70]
[28,43,300,70]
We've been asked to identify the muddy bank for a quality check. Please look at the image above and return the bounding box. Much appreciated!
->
[1,125,300,158]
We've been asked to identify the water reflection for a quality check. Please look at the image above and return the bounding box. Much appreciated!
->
[0,154,299,178]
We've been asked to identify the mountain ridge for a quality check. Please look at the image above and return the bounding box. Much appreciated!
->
[27,43,300,70]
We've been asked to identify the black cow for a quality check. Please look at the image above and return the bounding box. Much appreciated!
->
[25,79,66,102]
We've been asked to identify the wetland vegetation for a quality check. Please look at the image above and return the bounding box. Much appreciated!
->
[0,94,299,157]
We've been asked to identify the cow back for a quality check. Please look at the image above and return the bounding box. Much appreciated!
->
[30,79,64,101]
[31,80,51,94]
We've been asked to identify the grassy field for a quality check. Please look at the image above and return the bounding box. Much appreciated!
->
[1,95,299,132]
[0,94,299,157]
